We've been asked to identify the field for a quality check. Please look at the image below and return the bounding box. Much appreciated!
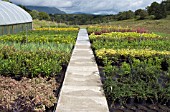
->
[0,26,79,111]
[108,17,170,34]
[81,16,170,37]
[33,19,67,29]
[88,25,170,111]
[0,18,170,112]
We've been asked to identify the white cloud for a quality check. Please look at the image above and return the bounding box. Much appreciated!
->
[9,0,162,14]
[10,0,73,8]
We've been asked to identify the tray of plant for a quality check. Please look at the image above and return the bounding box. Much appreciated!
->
[88,25,170,112]
[0,27,79,111]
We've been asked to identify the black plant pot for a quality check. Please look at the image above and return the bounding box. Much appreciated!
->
[114,99,123,109]
[126,97,135,105]
[166,100,170,107]
[138,98,146,105]
[158,98,167,105]
[110,109,124,112]
[146,98,157,104]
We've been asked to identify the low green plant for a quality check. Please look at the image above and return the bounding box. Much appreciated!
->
[88,25,170,106]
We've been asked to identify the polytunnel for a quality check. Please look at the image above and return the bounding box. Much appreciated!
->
[0,1,32,35]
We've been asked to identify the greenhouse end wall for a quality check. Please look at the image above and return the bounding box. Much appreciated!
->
[0,22,32,36]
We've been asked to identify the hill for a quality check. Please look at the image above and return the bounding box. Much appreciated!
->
[25,6,66,14]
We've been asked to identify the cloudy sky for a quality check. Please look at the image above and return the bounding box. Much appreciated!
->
[9,0,162,14]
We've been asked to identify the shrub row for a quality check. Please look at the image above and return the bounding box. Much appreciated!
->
[88,26,170,106]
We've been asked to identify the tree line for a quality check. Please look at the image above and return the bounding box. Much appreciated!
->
[21,0,170,25]
[112,0,170,20]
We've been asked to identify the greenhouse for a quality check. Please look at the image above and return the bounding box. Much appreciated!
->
[0,1,32,36]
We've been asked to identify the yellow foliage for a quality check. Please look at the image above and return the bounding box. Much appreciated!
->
[96,48,170,59]
[35,28,79,31]
[90,32,162,40]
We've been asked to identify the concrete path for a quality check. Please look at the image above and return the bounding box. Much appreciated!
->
[56,29,109,112]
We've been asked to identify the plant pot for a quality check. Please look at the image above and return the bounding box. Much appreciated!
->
[158,98,167,105]
[114,99,123,109]
[138,98,146,105]
[126,98,135,105]
[166,100,170,107]
[146,98,157,104]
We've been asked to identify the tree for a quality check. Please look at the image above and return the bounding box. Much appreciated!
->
[2,0,10,2]
[18,5,31,13]
[166,0,170,11]
[162,0,170,14]
[126,10,135,19]
[160,1,167,18]
[30,10,39,19]
[147,2,167,19]
[116,10,134,20]
[135,9,148,19]
[39,12,50,20]
[163,0,170,11]
[2,0,13,3]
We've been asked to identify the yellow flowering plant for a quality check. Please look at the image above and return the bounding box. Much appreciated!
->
[35,27,79,31]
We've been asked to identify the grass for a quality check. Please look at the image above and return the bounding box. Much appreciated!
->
[155,32,170,38]
[33,19,79,29]
[33,17,170,37]
[107,16,170,35]
[82,15,170,37]
[33,19,67,29]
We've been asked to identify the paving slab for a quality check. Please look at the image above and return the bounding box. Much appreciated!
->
[56,29,109,112]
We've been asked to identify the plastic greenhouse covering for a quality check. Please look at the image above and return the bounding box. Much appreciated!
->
[0,1,32,35]
[0,1,32,25]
